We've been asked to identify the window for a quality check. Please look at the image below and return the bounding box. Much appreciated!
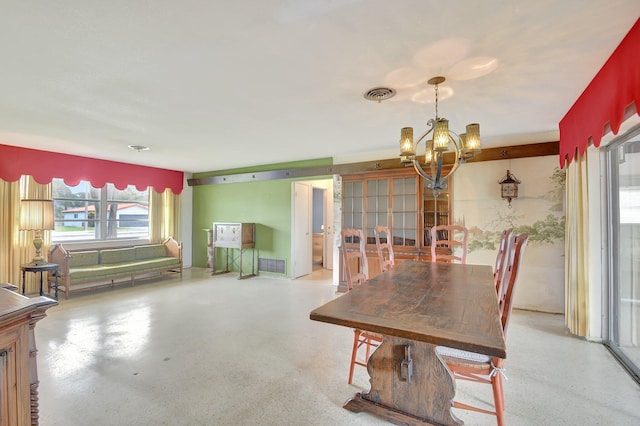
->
[605,133,640,382]
[52,178,149,243]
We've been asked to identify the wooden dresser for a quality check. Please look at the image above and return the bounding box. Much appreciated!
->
[0,285,57,425]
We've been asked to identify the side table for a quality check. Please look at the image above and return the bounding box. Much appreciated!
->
[21,263,59,300]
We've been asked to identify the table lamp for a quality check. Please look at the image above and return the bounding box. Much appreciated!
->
[20,199,55,265]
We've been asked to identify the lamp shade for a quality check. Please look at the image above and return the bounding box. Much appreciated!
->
[20,199,54,231]
[433,119,450,151]
[400,127,415,156]
[464,123,481,152]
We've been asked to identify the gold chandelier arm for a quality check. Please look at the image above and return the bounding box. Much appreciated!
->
[412,159,435,185]
[414,119,436,146]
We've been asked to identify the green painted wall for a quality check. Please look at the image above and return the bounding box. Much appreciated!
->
[191,158,332,277]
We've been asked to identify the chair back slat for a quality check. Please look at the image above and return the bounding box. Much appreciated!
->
[430,225,469,264]
[499,233,528,336]
[494,228,514,293]
[374,226,395,273]
[341,228,368,290]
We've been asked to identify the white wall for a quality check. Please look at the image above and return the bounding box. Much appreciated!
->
[453,155,565,314]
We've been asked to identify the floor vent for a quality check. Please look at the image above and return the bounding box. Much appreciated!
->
[258,258,286,274]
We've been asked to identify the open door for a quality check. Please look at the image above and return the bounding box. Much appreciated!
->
[324,184,334,270]
[292,181,312,278]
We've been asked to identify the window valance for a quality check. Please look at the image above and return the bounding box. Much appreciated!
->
[559,18,640,168]
[0,144,184,194]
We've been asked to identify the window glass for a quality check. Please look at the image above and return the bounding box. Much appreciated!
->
[607,137,640,380]
[52,179,149,243]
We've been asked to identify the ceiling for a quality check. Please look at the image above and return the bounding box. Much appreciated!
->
[1,1,639,174]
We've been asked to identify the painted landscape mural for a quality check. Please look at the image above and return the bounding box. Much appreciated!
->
[453,155,565,313]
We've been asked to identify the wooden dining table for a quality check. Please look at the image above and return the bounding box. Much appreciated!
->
[310,260,505,426]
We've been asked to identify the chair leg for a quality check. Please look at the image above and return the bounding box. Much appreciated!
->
[492,371,505,426]
[348,329,361,384]
[365,336,371,360]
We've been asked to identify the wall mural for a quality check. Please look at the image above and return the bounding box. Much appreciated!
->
[453,156,566,313]
[463,167,566,253]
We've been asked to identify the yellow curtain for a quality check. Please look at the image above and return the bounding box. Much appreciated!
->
[149,188,181,243]
[0,176,52,293]
[565,149,589,336]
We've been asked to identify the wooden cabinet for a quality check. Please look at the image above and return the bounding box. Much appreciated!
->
[211,222,257,279]
[212,222,255,249]
[341,168,452,280]
[0,285,56,425]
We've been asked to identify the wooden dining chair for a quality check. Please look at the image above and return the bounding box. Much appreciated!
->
[493,228,513,293]
[430,225,469,264]
[341,228,382,384]
[348,325,383,385]
[437,233,528,426]
[374,226,395,273]
[341,228,369,290]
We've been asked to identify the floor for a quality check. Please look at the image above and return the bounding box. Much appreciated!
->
[35,268,640,425]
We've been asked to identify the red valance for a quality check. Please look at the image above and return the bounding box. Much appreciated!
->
[0,144,184,194]
[559,18,640,168]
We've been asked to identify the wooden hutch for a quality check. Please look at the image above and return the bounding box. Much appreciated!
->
[0,284,57,425]
[340,166,453,282]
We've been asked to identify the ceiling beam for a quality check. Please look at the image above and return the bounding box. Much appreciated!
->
[187,141,559,186]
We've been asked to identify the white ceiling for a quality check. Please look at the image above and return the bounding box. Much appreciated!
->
[1,1,639,174]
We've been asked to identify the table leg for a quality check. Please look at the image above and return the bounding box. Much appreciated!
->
[22,270,26,295]
[344,336,462,426]
[39,271,44,296]
[55,269,59,300]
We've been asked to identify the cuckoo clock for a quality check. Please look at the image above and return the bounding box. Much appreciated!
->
[498,170,521,208]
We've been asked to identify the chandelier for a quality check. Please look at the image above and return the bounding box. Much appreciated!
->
[399,76,481,197]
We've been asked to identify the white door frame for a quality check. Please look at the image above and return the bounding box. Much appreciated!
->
[292,181,312,278]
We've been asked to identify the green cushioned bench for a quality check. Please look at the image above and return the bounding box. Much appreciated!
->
[47,237,182,298]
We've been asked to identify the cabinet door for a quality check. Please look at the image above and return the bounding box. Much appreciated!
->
[423,191,450,246]
[0,335,24,426]
[365,178,389,245]
[391,176,419,248]
[343,181,364,230]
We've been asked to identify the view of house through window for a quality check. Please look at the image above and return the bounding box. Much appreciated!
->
[52,178,150,243]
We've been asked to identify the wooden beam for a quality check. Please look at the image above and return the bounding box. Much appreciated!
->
[187,158,409,186]
[465,141,559,162]
[187,141,559,186]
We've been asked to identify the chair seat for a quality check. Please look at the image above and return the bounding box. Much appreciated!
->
[359,330,383,341]
[437,346,492,365]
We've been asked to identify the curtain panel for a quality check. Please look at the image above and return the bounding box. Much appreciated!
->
[149,189,181,243]
[564,150,590,336]
[0,176,52,294]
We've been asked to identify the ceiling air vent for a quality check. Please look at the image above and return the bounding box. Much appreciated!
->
[363,87,396,103]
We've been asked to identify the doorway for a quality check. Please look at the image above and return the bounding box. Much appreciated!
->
[312,187,325,271]
[292,179,334,279]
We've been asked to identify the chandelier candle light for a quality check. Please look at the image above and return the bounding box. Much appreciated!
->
[399,76,481,197]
